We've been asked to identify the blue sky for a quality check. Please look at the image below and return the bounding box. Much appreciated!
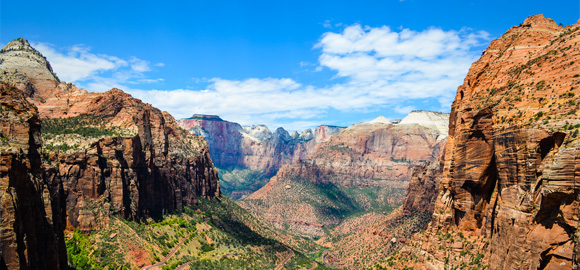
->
[1,0,578,131]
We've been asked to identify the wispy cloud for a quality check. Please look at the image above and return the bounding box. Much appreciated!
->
[33,42,158,91]
[36,24,490,131]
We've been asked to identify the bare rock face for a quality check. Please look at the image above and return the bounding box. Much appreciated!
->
[399,15,580,270]
[0,38,60,99]
[0,39,220,233]
[0,84,67,270]
[177,116,345,175]
[178,115,244,168]
[399,110,449,140]
[402,148,445,214]
[41,90,221,232]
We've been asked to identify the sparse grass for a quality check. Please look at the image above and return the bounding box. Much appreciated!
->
[64,197,329,270]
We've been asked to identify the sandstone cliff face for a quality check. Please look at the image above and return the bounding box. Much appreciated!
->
[274,115,447,187]
[0,39,220,233]
[0,84,67,270]
[42,89,221,232]
[240,114,448,236]
[399,15,580,270]
[177,115,244,168]
[402,149,445,214]
[177,115,345,175]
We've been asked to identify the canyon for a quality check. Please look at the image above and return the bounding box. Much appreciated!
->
[238,112,448,237]
[177,114,344,198]
[1,13,578,270]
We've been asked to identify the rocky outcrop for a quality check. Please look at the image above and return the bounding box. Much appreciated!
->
[399,110,449,140]
[177,115,345,176]
[0,84,67,269]
[396,15,580,270]
[0,39,220,233]
[42,89,221,232]
[0,38,60,99]
[402,148,445,214]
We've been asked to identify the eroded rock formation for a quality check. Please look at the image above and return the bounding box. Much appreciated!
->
[240,114,448,236]
[272,114,447,187]
[403,149,445,214]
[394,15,580,270]
[0,84,67,269]
[0,39,221,234]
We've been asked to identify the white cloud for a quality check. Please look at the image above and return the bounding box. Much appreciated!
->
[394,105,416,115]
[33,42,158,92]
[35,24,490,131]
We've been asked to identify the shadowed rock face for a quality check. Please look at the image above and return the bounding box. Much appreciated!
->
[0,39,221,236]
[403,148,445,214]
[397,15,580,270]
[0,84,67,270]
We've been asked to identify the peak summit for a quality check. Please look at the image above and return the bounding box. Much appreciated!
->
[399,111,449,139]
[520,14,561,31]
[0,37,59,83]
[3,38,34,51]
[368,116,390,124]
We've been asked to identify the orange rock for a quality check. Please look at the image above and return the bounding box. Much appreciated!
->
[407,14,580,270]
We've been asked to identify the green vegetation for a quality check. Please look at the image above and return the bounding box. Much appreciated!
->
[67,230,130,270]
[217,167,271,200]
[65,197,325,270]
[390,156,411,164]
[41,114,127,138]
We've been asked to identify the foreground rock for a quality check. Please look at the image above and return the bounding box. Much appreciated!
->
[0,84,67,269]
[390,15,580,270]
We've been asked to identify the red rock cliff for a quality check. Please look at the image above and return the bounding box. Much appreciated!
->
[274,115,447,187]
[399,15,580,270]
[0,84,67,270]
[0,39,221,233]
[240,115,448,236]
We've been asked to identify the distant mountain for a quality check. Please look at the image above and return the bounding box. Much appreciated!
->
[238,112,448,237]
[178,115,345,199]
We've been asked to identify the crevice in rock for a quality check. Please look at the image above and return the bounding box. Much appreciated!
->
[539,248,553,269]
[469,130,486,141]
[538,132,566,160]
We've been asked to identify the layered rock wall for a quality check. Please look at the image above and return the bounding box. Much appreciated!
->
[276,118,447,187]
[241,115,448,236]
[401,15,580,270]
[0,84,67,270]
[0,39,221,234]
[403,149,445,214]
